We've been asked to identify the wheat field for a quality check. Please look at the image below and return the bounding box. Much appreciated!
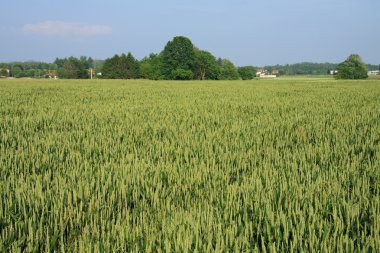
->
[0,78,379,252]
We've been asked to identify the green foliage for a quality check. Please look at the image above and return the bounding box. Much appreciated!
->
[170,68,193,80]
[140,54,164,80]
[101,54,120,79]
[193,49,220,80]
[336,54,368,79]
[0,36,244,80]
[238,66,257,80]
[264,62,338,75]
[0,62,58,78]
[62,57,82,79]
[263,61,378,77]
[55,56,91,79]
[161,36,195,79]
[102,53,140,79]
[11,66,23,78]
[218,58,240,80]
[1,79,379,252]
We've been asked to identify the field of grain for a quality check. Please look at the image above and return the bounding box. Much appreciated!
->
[0,78,379,252]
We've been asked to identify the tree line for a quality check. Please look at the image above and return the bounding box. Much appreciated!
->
[263,62,378,76]
[0,36,256,80]
[1,36,378,80]
[100,36,255,80]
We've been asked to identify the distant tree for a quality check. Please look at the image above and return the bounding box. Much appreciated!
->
[336,54,368,79]
[87,57,95,69]
[58,57,89,79]
[102,55,120,79]
[11,66,23,78]
[54,58,65,68]
[238,66,257,80]
[25,69,35,77]
[161,36,195,79]
[102,53,139,79]
[78,56,90,78]
[263,62,339,76]
[193,49,220,80]
[140,53,164,80]
[62,58,78,78]
[125,52,140,78]
[118,54,130,78]
[218,58,239,80]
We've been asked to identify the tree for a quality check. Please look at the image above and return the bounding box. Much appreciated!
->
[161,36,195,79]
[102,55,120,79]
[11,66,23,78]
[336,54,368,79]
[55,57,89,79]
[125,52,140,78]
[193,49,220,80]
[238,66,257,80]
[140,53,164,80]
[218,58,239,80]
[62,58,78,79]
[102,53,140,79]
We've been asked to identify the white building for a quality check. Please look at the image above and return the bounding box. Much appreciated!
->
[368,70,380,75]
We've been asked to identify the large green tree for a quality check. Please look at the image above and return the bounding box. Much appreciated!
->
[193,49,220,80]
[102,55,120,79]
[124,52,140,78]
[218,58,240,80]
[55,57,90,79]
[161,36,195,80]
[238,66,257,80]
[11,66,23,78]
[140,53,164,80]
[102,53,139,79]
[336,54,368,79]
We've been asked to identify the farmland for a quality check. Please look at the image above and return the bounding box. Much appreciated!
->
[0,78,379,252]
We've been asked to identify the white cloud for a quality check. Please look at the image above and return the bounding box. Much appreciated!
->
[22,21,112,36]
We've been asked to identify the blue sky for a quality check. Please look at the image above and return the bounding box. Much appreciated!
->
[1,0,379,66]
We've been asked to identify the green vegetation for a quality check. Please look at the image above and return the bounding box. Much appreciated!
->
[218,58,240,80]
[193,49,220,80]
[238,66,257,80]
[1,35,378,80]
[161,36,196,80]
[0,78,380,252]
[263,62,379,76]
[54,56,94,79]
[336,54,368,79]
[102,53,140,79]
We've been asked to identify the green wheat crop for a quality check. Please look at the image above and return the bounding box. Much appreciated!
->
[0,78,379,252]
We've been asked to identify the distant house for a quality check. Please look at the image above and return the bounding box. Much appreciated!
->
[368,70,380,75]
[0,68,10,77]
[256,68,277,78]
[328,70,338,75]
[271,70,280,75]
[47,71,57,79]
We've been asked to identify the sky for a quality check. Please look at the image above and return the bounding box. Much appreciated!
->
[0,0,379,66]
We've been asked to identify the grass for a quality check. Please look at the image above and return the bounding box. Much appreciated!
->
[0,78,379,252]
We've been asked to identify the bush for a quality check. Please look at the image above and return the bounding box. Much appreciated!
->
[170,69,194,80]
[336,54,368,79]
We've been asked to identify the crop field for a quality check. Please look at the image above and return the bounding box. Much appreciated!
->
[0,78,379,252]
